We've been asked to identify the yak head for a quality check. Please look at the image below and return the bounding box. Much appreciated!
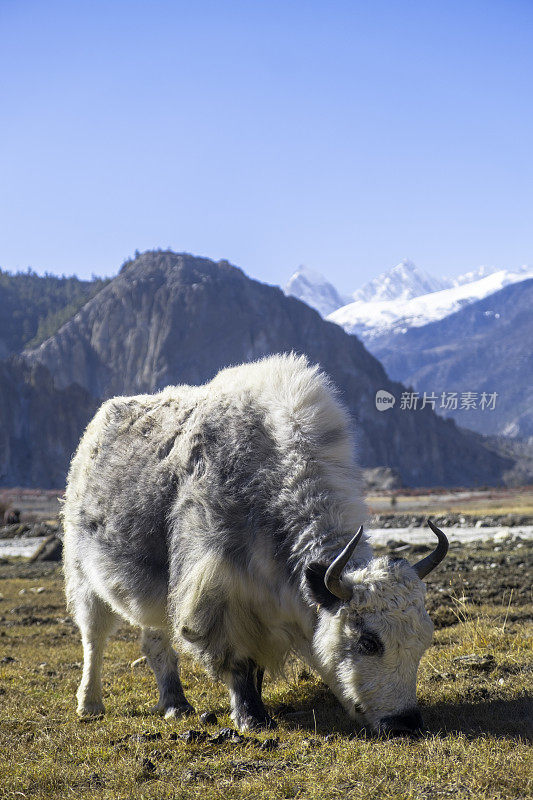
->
[305,520,448,736]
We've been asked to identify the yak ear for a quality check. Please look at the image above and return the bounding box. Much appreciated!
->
[305,562,341,610]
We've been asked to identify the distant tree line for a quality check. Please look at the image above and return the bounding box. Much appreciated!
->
[0,268,110,355]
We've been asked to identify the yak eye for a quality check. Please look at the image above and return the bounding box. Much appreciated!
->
[357,632,382,656]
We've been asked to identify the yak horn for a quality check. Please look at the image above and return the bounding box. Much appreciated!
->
[324,526,364,601]
[412,519,449,579]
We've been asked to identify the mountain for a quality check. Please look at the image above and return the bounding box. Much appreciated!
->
[282,258,533,442]
[368,278,533,439]
[283,260,533,342]
[328,264,533,341]
[0,268,109,358]
[284,267,349,317]
[283,259,445,317]
[16,250,512,488]
[351,259,447,303]
[0,358,98,488]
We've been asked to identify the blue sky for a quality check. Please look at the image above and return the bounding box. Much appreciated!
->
[1,0,532,292]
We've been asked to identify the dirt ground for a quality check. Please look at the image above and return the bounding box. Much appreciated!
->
[1,535,530,624]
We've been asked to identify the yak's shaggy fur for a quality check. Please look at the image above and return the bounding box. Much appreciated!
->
[63,354,433,732]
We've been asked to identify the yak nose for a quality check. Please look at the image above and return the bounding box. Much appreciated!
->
[379,708,425,737]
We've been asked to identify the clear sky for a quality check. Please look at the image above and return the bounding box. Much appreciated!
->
[1,0,532,293]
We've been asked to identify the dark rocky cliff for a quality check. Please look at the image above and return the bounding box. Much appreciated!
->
[19,251,511,488]
[0,358,98,487]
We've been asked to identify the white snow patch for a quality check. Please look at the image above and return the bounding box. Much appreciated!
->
[328,266,533,340]
[368,526,533,546]
[2,527,532,560]
[0,537,46,558]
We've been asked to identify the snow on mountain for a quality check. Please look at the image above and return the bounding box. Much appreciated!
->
[283,259,533,341]
[450,264,498,287]
[328,265,533,340]
[450,263,531,287]
[352,259,447,302]
[284,267,349,317]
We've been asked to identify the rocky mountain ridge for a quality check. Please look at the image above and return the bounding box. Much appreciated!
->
[15,250,513,489]
[0,357,98,487]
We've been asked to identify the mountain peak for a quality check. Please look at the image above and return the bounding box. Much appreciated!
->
[329,261,533,343]
[284,266,349,317]
[352,260,447,303]
[394,258,418,273]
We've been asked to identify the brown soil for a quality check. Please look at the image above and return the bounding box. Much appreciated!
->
[374,537,532,627]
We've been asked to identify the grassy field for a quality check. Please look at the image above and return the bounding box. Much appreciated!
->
[367,487,533,516]
[0,541,531,800]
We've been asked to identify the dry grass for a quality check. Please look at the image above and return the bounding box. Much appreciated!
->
[367,488,533,516]
[0,565,531,800]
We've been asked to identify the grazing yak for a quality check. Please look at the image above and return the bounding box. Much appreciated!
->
[63,354,448,735]
[3,507,21,525]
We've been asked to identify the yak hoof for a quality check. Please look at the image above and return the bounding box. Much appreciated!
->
[164,703,196,719]
[77,701,105,719]
[164,703,195,719]
[150,701,195,718]
[235,713,278,732]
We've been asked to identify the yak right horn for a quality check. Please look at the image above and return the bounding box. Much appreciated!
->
[412,519,449,579]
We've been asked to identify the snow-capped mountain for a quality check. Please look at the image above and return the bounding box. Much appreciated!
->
[352,259,447,302]
[284,267,349,317]
[284,259,533,342]
[369,277,533,439]
[328,263,533,340]
[283,258,532,444]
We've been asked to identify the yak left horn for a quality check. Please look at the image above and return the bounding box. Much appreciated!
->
[412,519,449,579]
[324,526,364,601]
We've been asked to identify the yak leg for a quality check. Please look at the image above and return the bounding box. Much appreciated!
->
[141,628,195,719]
[75,593,119,718]
[228,659,276,731]
[256,667,265,698]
